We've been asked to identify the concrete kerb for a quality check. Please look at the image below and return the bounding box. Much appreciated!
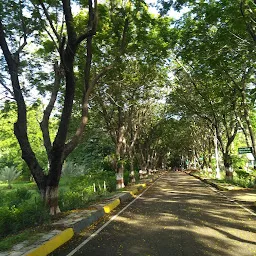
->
[103,198,121,214]
[72,209,105,234]
[23,176,159,256]
[187,172,228,191]
[25,228,74,256]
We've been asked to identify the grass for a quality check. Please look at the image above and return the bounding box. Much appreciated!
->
[0,181,37,191]
[0,178,142,251]
[189,169,255,189]
[0,170,149,252]
[0,228,45,251]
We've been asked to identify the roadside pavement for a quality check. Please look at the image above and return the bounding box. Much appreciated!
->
[186,170,256,211]
[0,173,163,256]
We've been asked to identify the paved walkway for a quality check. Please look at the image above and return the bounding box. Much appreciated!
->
[53,172,256,256]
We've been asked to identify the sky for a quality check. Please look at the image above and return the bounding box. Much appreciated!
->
[0,0,187,107]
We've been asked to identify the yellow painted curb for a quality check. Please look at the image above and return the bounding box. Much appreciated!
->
[26,228,74,256]
[130,188,138,197]
[103,198,121,213]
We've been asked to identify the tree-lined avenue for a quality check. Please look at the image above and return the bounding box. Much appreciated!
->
[52,172,256,256]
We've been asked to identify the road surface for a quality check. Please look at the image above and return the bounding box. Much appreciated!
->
[52,172,256,256]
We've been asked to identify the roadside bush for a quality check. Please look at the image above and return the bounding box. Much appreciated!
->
[2,188,33,208]
[134,170,140,182]
[16,200,49,229]
[17,187,32,199]
[0,207,17,238]
[235,169,250,179]
[62,161,85,177]
[106,175,116,192]
[227,169,255,188]
[0,191,5,206]
[59,170,116,211]
[124,170,130,186]
[231,155,247,171]
[70,170,116,193]
[0,199,49,239]
[59,191,86,211]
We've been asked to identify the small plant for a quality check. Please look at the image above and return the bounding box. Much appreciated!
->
[235,169,250,180]
[61,162,76,177]
[0,166,21,189]
[62,162,84,178]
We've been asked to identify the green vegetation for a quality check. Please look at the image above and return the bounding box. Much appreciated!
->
[0,166,21,189]
[0,166,140,240]
[1,0,256,249]
[0,187,49,239]
[0,229,43,251]
[192,169,256,189]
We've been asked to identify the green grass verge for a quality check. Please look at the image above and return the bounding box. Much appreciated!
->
[191,170,255,189]
[0,229,43,251]
[0,181,37,191]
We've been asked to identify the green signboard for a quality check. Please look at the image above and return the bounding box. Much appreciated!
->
[238,147,253,154]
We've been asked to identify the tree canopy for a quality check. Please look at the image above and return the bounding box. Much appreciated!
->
[1,0,256,213]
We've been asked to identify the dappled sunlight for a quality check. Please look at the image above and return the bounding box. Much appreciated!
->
[72,172,256,256]
[115,215,141,226]
[186,199,210,204]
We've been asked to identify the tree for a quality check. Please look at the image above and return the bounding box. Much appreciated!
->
[0,102,57,177]
[0,0,98,214]
[87,0,171,187]
[164,0,256,179]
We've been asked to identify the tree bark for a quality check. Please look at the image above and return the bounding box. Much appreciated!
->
[0,0,98,214]
[115,123,125,189]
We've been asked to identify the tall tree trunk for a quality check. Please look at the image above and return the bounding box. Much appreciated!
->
[223,152,233,180]
[0,1,98,214]
[44,185,61,215]
[139,147,147,172]
[128,149,136,183]
[115,124,125,189]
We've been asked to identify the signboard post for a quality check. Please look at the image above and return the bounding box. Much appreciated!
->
[238,147,253,154]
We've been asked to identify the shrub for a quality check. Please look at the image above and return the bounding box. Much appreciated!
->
[0,191,5,206]
[3,188,33,208]
[59,190,88,211]
[0,166,21,189]
[0,199,50,239]
[62,162,79,177]
[16,200,49,229]
[106,175,116,192]
[124,170,130,186]
[235,169,250,179]
[0,207,17,238]
[69,170,116,193]
[59,170,116,211]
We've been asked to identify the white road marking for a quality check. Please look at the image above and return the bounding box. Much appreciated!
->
[207,184,256,217]
[67,173,255,256]
[66,178,160,256]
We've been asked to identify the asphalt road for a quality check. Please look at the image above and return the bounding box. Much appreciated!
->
[53,172,256,256]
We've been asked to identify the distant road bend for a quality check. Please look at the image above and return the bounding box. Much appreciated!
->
[53,172,256,256]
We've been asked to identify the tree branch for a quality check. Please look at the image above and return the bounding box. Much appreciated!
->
[63,0,98,158]
[240,0,256,42]
[62,0,77,43]
[75,0,98,46]
[38,0,61,43]
[40,62,62,158]
[0,18,45,188]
